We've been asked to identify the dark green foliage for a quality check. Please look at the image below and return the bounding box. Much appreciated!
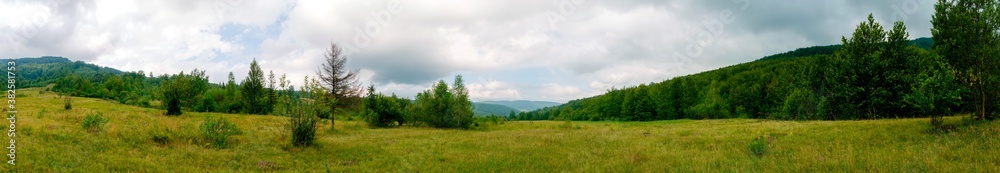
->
[779,89,821,120]
[266,71,277,115]
[195,95,218,113]
[687,81,730,119]
[161,70,208,116]
[932,0,1000,120]
[363,85,408,128]
[224,72,243,113]
[9,56,121,89]
[830,14,913,119]
[289,102,319,147]
[526,21,952,121]
[152,134,171,145]
[9,57,313,117]
[165,98,181,116]
[200,115,242,148]
[904,55,962,129]
[757,45,841,61]
[748,135,769,157]
[410,75,474,129]
[241,59,268,115]
[64,97,72,110]
[82,112,108,132]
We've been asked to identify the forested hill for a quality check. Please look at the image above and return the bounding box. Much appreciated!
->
[2,56,124,88]
[519,37,952,121]
[480,100,562,112]
[755,37,932,61]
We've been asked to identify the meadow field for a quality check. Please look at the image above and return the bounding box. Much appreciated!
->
[2,87,998,172]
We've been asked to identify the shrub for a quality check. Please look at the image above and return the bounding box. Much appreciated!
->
[165,97,182,116]
[151,127,173,145]
[82,112,108,132]
[195,95,217,112]
[363,85,407,128]
[64,97,72,110]
[903,59,961,130]
[748,135,769,157]
[559,118,575,129]
[289,103,319,147]
[37,108,46,119]
[200,115,242,148]
[152,134,171,145]
[410,77,474,129]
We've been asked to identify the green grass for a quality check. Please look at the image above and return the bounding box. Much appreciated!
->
[3,87,999,172]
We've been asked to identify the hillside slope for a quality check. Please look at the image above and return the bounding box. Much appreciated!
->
[473,102,519,116]
[481,100,562,112]
[2,56,123,88]
[523,37,940,121]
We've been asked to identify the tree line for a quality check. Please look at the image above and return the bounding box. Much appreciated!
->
[45,43,477,130]
[521,0,999,126]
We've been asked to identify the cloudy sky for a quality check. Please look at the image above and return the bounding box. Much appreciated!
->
[0,0,935,102]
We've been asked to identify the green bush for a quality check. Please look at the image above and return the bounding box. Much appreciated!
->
[64,97,72,110]
[152,134,171,145]
[748,135,769,157]
[410,76,474,129]
[195,95,217,112]
[82,112,108,132]
[289,103,319,147]
[780,89,821,120]
[363,85,408,128]
[200,115,242,148]
[151,127,173,145]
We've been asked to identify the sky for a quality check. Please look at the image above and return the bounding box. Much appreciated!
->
[0,0,936,103]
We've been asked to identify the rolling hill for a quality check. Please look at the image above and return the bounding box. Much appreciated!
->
[480,100,562,112]
[522,37,941,121]
[472,102,520,116]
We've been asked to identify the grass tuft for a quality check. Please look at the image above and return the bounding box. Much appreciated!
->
[199,115,242,148]
[748,135,769,157]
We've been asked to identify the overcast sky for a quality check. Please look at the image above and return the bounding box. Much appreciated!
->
[1,0,936,102]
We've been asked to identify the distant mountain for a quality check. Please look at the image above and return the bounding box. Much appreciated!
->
[1,56,124,88]
[480,100,562,112]
[472,102,519,116]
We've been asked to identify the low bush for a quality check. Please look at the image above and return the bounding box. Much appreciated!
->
[200,115,242,148]
[748,135,769,157]
[82,112,108,132]
[64,97,72,110]
[289,103,319,147]
[363,86,408,128]
[152,134,171,145]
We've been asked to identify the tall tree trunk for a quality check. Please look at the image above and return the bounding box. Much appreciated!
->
[978,71,986,120]
[330,97,336,128]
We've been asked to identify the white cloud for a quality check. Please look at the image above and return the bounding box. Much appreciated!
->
[468,80,522,101]
[0,0,938,102]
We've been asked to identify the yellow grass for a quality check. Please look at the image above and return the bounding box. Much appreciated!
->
[2,87,998,172]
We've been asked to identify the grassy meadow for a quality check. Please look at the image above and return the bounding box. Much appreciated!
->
[2,87,998,172]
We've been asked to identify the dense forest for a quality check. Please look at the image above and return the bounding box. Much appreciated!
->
[521,0,999,127]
